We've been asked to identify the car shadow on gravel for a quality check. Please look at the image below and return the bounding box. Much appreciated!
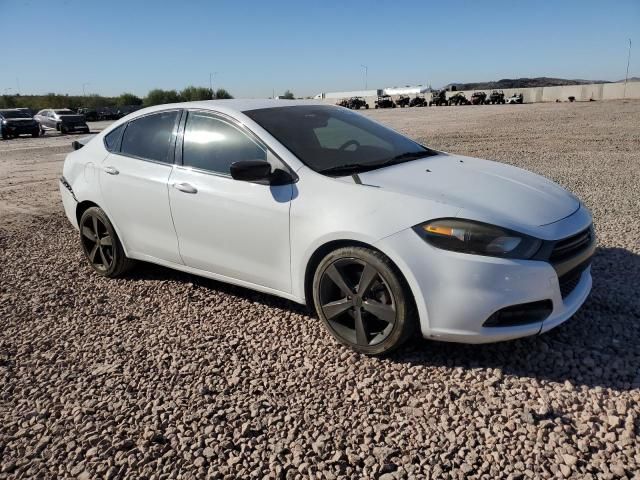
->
[124,261,311,316]
[124,247,639,391]
[392,247,640,391]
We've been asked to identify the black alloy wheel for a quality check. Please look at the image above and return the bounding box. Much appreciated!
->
[79,207,133,277]
[313,247,417,355]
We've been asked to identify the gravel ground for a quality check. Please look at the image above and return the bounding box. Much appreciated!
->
[1,102,639,479]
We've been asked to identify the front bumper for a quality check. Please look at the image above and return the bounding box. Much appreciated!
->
[376,209,594,344]
[3,123,39,135]
[62,122,90,132]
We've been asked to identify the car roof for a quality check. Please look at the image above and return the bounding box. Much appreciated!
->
[127,99,329,118]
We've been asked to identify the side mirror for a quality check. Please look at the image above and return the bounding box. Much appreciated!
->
[229,160,272,182]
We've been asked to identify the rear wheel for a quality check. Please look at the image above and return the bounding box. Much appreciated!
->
[32,129,40,138]
[312,247,417,355]
[79,207,134,277]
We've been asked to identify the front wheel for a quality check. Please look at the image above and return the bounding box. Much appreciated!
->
[312,247,417,355]
[79,207,134,277]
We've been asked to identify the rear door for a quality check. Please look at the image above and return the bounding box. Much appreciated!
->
[168,110,293,293]
[99,110,183,264]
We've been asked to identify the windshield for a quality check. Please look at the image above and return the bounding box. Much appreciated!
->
[0,110,31,119]
[244,105,436,175]
[55,109,75,115]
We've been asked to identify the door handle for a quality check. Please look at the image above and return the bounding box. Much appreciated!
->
[173,182,198,194]
[103,166,119,175]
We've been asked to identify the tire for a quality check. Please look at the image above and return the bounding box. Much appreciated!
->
[79,206,134,278]
[59,124,67,134]
[312,246,417,355]
[32,129,40,138]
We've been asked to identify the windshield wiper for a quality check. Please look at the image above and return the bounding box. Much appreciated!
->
[319,151,433,176]
[319,163,374,175]
[387,150,431,162]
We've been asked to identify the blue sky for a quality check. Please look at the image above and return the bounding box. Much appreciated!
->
[0,0,637,98]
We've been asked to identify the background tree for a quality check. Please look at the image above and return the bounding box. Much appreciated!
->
[116,93,143,106]
[144,89,180,106]
[180,86,214,101]
[282,90,295,99]
[214,88,233,99]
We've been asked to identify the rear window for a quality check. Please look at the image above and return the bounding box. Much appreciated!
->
[55,109,75,115]
[120,111,179,163]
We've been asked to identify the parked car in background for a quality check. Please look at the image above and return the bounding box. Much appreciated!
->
[448,92,470,106]
[488,90,506,104]
[409,96,428,107]
[60,100,595,355]
[77,108,99,122]
[374,95,396,109]
[429,90,448,106]
[471,92,488,105]
[0,109,40,139]
[115,105,143,118]
[507,93,524,104]
[336,98,369,110]
[396,95,410,108]
[99,107,120,121]
[35,109,90,134]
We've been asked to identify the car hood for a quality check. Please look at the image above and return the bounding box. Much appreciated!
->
[355,153,580,227]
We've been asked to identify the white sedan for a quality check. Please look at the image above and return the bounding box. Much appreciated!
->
[60,100,595,354]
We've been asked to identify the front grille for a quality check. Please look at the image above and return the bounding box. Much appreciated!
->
[550,227,593,262]
[558,269,584,298]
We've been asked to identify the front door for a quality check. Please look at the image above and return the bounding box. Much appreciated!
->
[168,110,293,293]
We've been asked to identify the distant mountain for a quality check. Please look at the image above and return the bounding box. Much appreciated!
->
[443,77,612,90]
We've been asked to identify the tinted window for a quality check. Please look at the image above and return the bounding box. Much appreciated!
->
[0,110,31,119]
[244,105,435,175]
[182,112,266,174]
[104,124,125,152]
[314,117,392,151]
[55,109,74,115]
[121,111,179,163]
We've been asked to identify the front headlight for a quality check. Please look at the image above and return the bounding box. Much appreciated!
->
[1,120,7,125]
[413,218,542,259]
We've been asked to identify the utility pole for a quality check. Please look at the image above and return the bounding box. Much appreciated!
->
[82,82,90,97]
[361,65,368,90]
[623,39,632,99]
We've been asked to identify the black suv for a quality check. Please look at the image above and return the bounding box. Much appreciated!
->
[0,109,41,139]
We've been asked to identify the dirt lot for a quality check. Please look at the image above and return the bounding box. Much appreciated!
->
[1,102,639,479]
